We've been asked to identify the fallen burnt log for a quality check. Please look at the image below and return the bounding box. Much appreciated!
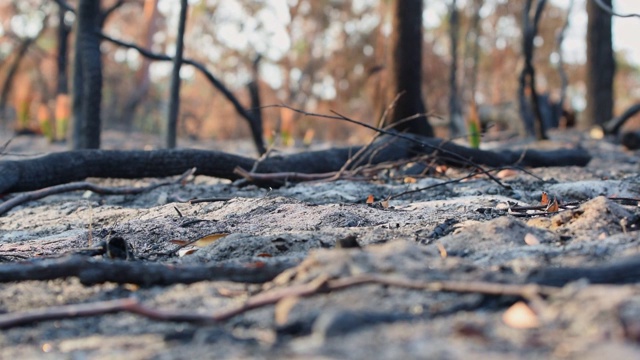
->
[0,134,591,194]
[0,255,296,286]
[526,254,640,286]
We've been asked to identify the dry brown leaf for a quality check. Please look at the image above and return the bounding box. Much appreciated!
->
[366,194,375,204]
[274,296,300,325]
[524,233,541,245]
[436,165,448,174]
[436,242,448,258]
[178,248,198,257]
[403,177,417,184]
[496,169,518,179]
[193,233,230,247]
[502,301,539,329]
[217,287,247,297]
[123,284,140,292]
[169,239,190,246]
[381,200,390,209]
[546,197,559,213]
[540,191,549,205]
[256,253,273,257]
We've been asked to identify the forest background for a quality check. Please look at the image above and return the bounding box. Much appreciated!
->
[0,0,637,149]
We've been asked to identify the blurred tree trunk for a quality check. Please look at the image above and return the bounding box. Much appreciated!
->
[72,0,103,149]
[164,0,188,148]
[388,0,433,137]
[462,0,482,105]
[120,0,159,129]
[55,3,71,141]
[448,0,464,138]
[518,0,547,140]
[585,0,615,126]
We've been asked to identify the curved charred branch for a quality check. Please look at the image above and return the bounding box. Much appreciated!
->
[99,33,266,155]
[0,135,591,195]
[99,0,126,27]
[527,254,640,286]
[602,103,640,135]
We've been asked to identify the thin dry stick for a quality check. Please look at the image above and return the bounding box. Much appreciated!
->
[233,167,341,183]
[295,105,508,188]
[0,168,196,216]
[0,273,558,329]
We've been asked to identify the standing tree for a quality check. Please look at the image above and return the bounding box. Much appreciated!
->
[55,1,72,142]
[519,0,547,140]
[164,0,189,148]
[72,0,103,149]
[448,0,464,138]
[585,0,615,126]
[388,0,433,137]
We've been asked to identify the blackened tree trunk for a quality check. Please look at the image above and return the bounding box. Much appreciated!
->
[56,5,71,96]
[518,0,547,140]
[72,0,103,149]
[448,0,464,138]
[389,0,433,137]
[585,0,615,126]
[164,0,188,148]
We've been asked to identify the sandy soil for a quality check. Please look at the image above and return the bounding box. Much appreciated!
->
[0,130,639,359]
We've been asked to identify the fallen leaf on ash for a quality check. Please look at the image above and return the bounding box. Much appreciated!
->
[436,242,448,258]
[275,296,300,325]
[403,177,417,184]
[540,191,549,205]
[496,169,518,179]
[178,248,198,257]
[256,253,273,257]
[524,233,541,245]
[545,197,559,213]
[366,194,375,204]
[192,233,230,247]
[502,301,539,329]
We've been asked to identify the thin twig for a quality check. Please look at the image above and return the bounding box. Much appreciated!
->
[268,104,509,189]
[0,273,558,329]
[0,168,195,216]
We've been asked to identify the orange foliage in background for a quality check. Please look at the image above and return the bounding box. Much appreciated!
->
[0,1,638,146]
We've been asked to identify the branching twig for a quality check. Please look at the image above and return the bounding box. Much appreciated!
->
[99,32,265,154]
[0,168,195,216]
[592,0,640,18]
[270,104,510,189]
[0,273,558,329]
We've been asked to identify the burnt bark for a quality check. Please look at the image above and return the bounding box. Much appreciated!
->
[585,0,615,126]
[389,0,433,137]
